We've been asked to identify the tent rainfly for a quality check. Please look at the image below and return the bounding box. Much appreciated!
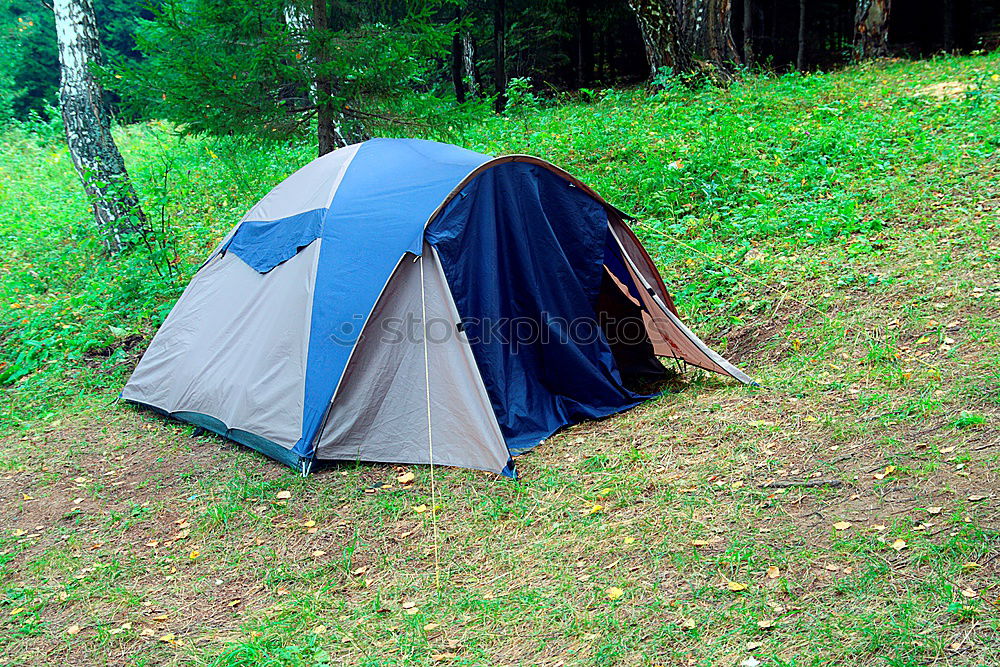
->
[123,138,751,478]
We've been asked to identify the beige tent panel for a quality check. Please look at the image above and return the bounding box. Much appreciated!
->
[315,244,512,475]
[608,218,754,385]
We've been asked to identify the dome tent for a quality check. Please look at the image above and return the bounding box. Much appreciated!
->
[122,138,751,478]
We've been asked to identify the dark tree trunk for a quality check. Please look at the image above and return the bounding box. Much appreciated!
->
[942,0,955,51]
[626,0,688,78]
[574,0,593,86]
[742,0,753,66]
[312,0,336,155]
[493,0,506,112]
[854,0,891,59]
[796,0,806,70]
[53,0,147,254]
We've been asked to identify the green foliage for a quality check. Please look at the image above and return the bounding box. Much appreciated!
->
[111,0,453,143]
[0,0,145,120]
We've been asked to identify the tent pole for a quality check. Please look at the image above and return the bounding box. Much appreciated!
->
[418,253,442,591]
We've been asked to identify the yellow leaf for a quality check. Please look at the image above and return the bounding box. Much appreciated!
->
[726,580,748,592]
[397,471,415,485]
[606,586,624,600]
[584,503,603,515]
[891,539,907,551]
[313,624,327,634]
[961,562,980,570]
[275,490,292,500]
[189,550,200,560]
[158,633,176,643]
[691,539,710,546]
[766,566,780,579]
[9,607,24,616]
[833,521,852,531]
[622,537,636,545]
[413,504,428,513]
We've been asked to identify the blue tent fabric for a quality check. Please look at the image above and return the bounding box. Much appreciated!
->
[223,210,325,273]
[426,162,647,453]
[295,139,492,458]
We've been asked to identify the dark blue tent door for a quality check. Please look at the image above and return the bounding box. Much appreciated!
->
[426,163,646,454]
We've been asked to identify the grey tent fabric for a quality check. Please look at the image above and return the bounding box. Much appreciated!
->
[315,245,511,474]
[121,239,321,449]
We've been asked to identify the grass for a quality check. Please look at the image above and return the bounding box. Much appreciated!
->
[1,53,999,665]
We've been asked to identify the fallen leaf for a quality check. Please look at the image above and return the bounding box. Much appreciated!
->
[397,471,415,485]
[961,562,980,570]
[742,658,762,667]
[961,588,977,598]
[746,641,763,650]
[311,550,327,558]
[691,539,710,546]
[891,539,907,551]
[757,619,775,629]
[926,506,943,515]
[413,504,428,513]
[833,521,852,531]
[766,566,780,579]
[680,618,696,629]
[405,607,419,615]
[939,446,956,454]
[313,624,327,634]
[351,566,368,576]
[584,503,603,515]
[301,520,316,528]
[66,624,81,635]
[622,537,636,545]
[727,580,748,592]
[159,633,176,643]
[967,495,987,502]
[189,550,200,560]
[606,586,624,600]
[423,623,439,631]
[275,490,291,500]
[401,601,417,609]
[430,653,457,662]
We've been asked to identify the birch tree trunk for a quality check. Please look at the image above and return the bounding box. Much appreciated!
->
[854,0,891,59]
[461,34,480,98]
[53,0,146,254]
[681,0,739,70]
[627,0,687,79]
[628,0,740,79]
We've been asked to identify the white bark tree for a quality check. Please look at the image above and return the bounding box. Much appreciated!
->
[53,0,146,254]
